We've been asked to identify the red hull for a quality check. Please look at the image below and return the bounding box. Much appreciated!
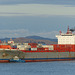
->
[0,60,9,63]
[25,59,75,62]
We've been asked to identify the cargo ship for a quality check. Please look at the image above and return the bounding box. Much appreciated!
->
[0,26,75,63]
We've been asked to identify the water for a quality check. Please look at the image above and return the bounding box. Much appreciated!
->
[0,61,75,75]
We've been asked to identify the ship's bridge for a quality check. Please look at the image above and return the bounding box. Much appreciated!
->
[56,26,75,44]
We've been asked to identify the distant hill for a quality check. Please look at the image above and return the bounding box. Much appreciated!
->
[25,36,57,42]
[14,36,57,44]
[0,36,58,44]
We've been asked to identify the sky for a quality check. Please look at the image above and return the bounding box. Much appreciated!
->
[0,0,75,38]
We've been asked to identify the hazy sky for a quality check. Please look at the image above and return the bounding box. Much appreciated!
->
[0,0,75,38]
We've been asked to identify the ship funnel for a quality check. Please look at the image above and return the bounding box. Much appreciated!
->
[70,27,75,32]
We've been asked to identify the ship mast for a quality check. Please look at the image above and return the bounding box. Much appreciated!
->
[66,26,72,34]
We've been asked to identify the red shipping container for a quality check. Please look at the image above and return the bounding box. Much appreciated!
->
[0,45,12,49]
[44,48,49,50]
[37,48,45,51]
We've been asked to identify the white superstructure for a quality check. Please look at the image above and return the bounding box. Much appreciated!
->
[56,26,75,44]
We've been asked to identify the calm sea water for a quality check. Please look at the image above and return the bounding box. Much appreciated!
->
[0,61,75,75]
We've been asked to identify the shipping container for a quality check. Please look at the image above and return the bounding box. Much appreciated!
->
[23,43,28,46]
[0,45,12,49]
[31,48,37,51]
[31,46,37,48]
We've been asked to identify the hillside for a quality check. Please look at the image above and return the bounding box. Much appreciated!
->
[14,36,57,44]
[25,36,57,42]
[0,36,58,44]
